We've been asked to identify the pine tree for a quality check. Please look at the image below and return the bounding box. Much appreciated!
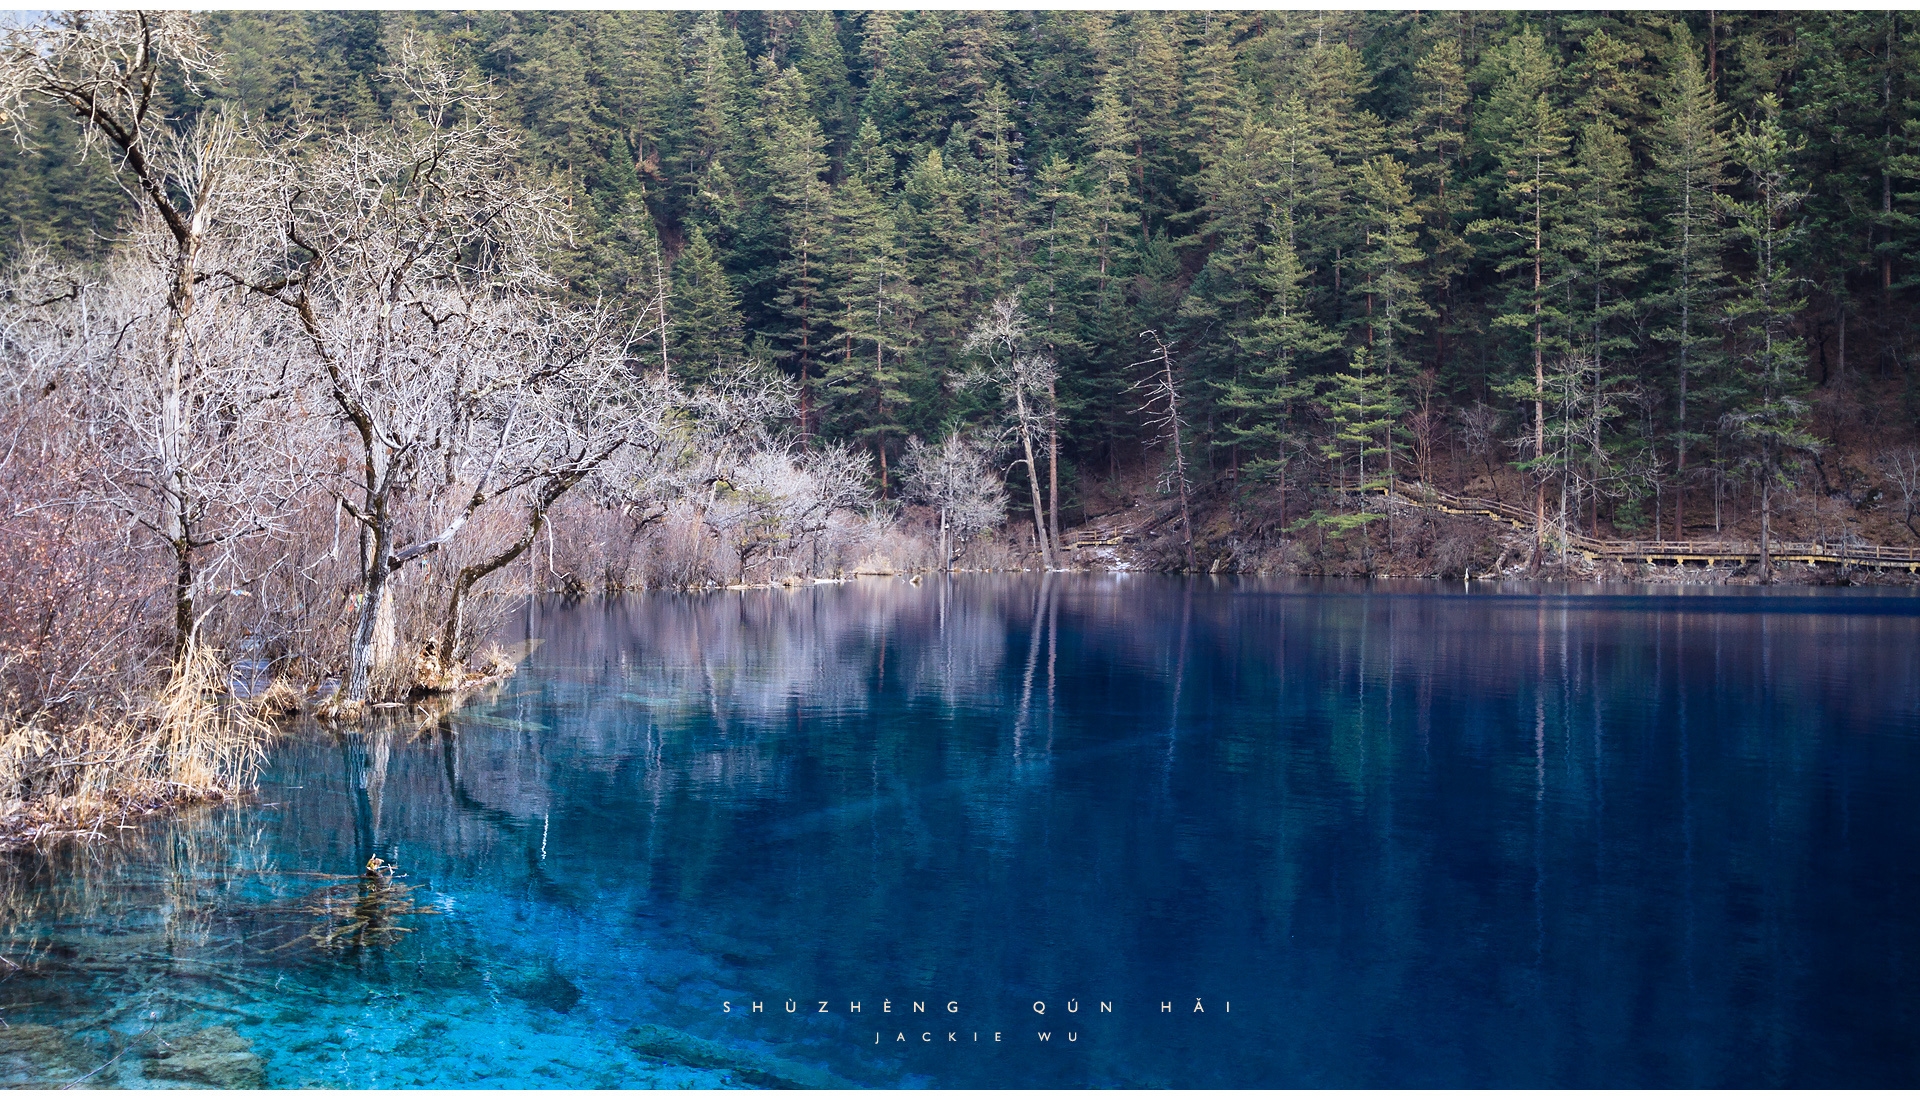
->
[1079,72,1139,299]
[967,82,1025,296]
[1649,25,1732,538]
[899,144,974,378]
[671,227,745,385]
[1722,95,1822,582]
[1350,154,1432,388]
[1469,26,1575,559]
[1220,207,1339,517]
[1309,345,1399,559]
[1177,75,1272,476]
[1025,154,1098,363]
[1396,35,1475,384]
[1116,12,1186,231]
[824,121,920,491]
[753,60,836,439]
[1565,120,1647,525]
[793,11,854,157]
[1324,346,1398,492]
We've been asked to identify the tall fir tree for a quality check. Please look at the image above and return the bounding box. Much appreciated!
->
[1722,95,1821,580]
[1649,26,1732,537]
[824,121,920,490]
[671,226,746,385]
[753,60,836,438]
[1396,35,1475,385]
[1470,26,1575,554]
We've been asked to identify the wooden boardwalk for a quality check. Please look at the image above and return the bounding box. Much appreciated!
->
[1055,482,1920,572]
[1389,482,1920,572]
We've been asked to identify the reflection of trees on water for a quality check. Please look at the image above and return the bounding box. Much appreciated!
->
[28,581,1904,1086]
[0,804,302,1035]
[495,580,1920,1087]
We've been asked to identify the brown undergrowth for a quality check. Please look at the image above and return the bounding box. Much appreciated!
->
[0,645,270,849]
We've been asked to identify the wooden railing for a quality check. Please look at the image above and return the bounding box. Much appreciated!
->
[1054,481,1920,571]
[1387,482,1920,570]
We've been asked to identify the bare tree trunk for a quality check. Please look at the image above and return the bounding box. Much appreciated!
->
[344,514,394,708]
[1532,170,1546,571]
[1047,378,1061,554]
[939,507,951,573]
[1759,478,1773,584]
[1163,353,1195,574]
[435,465,599,677]
[1014,388,1054,570]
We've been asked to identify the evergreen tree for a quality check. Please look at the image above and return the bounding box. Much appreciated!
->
[1350,154,1432,384]
[1323,345,1398,492]
[1079,72,1139,299]
[1649,26,1732,538]
[1566,120,1646,490]
[1116,12,1186,231]
[593,192,673,377]
[1396,35,1475,384]
[671,227,745,384]
[1722,95,1821,581]
[793,11,854,157]
[899,144,973,378]
[753,60,836,438]
[967,82,1025,296]
[1220,207,1339,513]
[1470,26,1575,556]
[824,121,920,491]
[1308,345,1399,559]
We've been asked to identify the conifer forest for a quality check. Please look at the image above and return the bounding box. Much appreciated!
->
[4,11,1920,826]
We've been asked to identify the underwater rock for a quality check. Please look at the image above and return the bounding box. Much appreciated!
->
[142,1025,266,1089]
[622,1022,849,1088]
[0,1023,103,1086]
[505,959,582,1014]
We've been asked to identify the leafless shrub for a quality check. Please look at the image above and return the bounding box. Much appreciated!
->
[1878,447,1920,540]
[902,430,1006,571]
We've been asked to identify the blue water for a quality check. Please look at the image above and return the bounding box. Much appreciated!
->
[2,577,1918,1087]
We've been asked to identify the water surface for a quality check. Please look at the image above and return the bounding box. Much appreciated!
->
[3,577,1917,1087]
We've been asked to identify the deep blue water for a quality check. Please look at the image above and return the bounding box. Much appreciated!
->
[2,577,1918,1087]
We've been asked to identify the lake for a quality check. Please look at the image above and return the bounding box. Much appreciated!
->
[1,576,1917,1087]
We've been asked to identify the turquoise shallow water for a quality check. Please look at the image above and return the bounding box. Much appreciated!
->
[1,576,1918,1087]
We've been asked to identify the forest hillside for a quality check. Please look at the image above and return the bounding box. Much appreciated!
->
[10,12,1920,560]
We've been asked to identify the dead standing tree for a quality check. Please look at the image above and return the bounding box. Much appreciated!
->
[0,12,255,661]
[1130,330,1196,573]
[225,43,584,713]
[958,297,1057,570]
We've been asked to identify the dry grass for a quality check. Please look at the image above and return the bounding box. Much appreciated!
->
[251,676,305,718]
[0,644,270,847]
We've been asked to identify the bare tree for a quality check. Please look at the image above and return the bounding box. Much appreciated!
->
[1457,400,1503,483]
[614,359,798,576]
[957,297,1057,569]
[902,430,1007,571]
[1,13,263,660]
[1406,368,1441,486]
[428,307,675,682]
[223,42,594,711]
[1879,447,1920,539]
[712,443,874,583]
[2,236,304,653]
[1130,330,1195,572]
